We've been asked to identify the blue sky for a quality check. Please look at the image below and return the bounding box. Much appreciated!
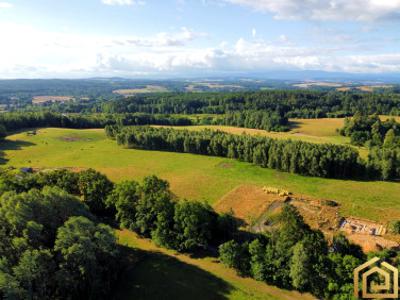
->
[0,0,399,78]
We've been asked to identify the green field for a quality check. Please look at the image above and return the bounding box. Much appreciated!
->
[1,128,400,222]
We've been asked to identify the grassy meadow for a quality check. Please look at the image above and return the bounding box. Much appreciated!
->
[158,118,349,145]
[1,127,400,221]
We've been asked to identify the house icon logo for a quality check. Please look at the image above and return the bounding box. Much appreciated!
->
[354,257,398,299]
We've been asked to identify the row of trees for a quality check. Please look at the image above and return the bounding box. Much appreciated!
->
[106,176,238,252]
[107,126,363,179]
[340,113,400,179]
[0,110,291,136]
[202,110,289,132]
[0,112,192,133]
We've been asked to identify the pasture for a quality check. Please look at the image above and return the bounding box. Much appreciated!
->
[1,128,400,221]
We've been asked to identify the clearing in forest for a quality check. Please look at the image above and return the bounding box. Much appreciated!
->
[32,95,74,104]
[113,85,169,96]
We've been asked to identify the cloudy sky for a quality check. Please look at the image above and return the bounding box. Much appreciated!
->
[0,0,400,78]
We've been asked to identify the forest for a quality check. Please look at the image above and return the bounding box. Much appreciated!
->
[16,89,400,119]
[0,112,191,134]
[340,113,400,180]
[95,90,400,117]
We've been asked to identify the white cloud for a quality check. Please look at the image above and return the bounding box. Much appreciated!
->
[101,0,144,6]
[0,22,400,78]
[279,34,288,43]
[251,28,256,38]
[0,2,12,8]
[224,0,400,21]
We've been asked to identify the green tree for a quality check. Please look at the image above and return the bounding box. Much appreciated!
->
[0,125,7,139]
[78,169,114,214]
[383,129,399,148]
[106,180,140,229]
[290,232,328,296]
[36,169,79,195]
[12,249,56,300]
[248,238,267,281]
[173,201,215,251]
[134,176,173,237]
[218,240,250,276]
[54,216,119,300]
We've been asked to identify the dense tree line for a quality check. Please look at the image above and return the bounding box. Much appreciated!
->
[0,111,290,135]
[340,113,400,179]
[95,90,400,118]
[108,126,363,179]
[0,169,120,299]
[0,112,192,133]
[106,176,238,252]
[203,110,289,131]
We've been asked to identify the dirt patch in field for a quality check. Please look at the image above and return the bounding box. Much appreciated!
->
[32,167,87,173]
[290,197,341,233]
[347,234,399,253]
[215,184,399,252]
[214,185,281,225]
[59,136,92,142]
[216,162,233,169]
[215,184,341,232]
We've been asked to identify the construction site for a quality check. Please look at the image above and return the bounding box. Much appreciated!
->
[214,184,399,253]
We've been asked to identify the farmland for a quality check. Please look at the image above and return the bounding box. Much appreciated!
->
[113,85,170,96]
[1,127,400,222]
[32,95,74,104]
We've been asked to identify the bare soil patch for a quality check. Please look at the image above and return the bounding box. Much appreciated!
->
[215,184,400,252]
[216,162,233,169]
[59,136,92,142]
[347,234,399,253]
[290,197,341,233]
[214,185,281,225]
